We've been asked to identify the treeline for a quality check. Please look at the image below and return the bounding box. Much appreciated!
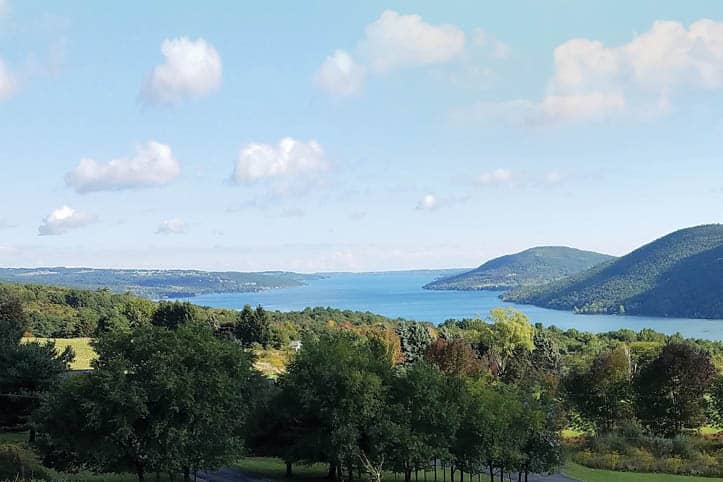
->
[0,282,406,340]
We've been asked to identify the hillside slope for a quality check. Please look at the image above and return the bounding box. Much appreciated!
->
[502,224,723,318]
[424,246,613,291]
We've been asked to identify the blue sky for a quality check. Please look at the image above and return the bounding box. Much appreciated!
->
[1,1,722,272]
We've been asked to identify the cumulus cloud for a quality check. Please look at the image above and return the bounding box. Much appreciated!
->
[38,206,96,236]
[360,10,465,73]
[478,168,513,185]
[315,10,470,95]
[65,141,181,193]
[416,193,439,211]
[314,49,366,96]
[141,37,222,105]
[232,137,328,183]
[465,19,723,125]
[156,218,186,235]
[472,29,510,59]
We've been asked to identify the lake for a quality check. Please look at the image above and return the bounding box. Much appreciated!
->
[185,271,723,340]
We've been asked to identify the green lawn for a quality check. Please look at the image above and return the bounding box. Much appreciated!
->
[22,337,96,370]
[564,462,723,482]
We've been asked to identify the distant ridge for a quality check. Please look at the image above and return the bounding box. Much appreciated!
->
[502,224,723,319]
[424,246,613,291]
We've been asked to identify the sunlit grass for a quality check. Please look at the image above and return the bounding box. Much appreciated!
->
[21,337,96,370]
[564,462,723,481]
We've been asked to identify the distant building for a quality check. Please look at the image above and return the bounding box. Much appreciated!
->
[289,340,302,351]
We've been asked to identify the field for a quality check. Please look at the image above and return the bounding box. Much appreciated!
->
[563,462,723,481]
[21,337,96,370]
[22,338,292,376]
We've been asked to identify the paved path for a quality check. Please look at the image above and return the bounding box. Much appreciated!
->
[197,469,579,482]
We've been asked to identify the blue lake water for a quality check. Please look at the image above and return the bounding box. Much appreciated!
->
[184,271,723,341]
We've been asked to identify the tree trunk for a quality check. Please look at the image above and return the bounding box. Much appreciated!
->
[524,470,528,482]
[286,462,293,478]
[184,466,191,482]
[460,470,464,482]
[135,462,145,482]
[405,469,412,482]
[328,463,338,480]
[489,466,494,482]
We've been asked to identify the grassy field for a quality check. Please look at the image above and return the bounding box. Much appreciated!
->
[21,337,96,370]
[563,462,723,481]
[22,338,292,376]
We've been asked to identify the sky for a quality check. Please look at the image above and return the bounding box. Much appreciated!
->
[1,0,723,272]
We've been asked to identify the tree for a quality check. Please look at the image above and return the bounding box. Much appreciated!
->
[36,321,258,482]
[273,330,394,480]
[482,308,535,378]
[235,305,273,348]
[0,297,73,437]
[396,321,432,364]
[565,346,633,433]
[634,342,716,436]
[151,301,204,330]
[386,362,462,482]
[424,338,483,378]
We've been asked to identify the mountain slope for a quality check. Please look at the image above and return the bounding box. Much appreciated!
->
[502,224,723,318]
[424,246,614,291]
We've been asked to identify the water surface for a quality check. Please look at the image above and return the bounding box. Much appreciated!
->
[185,271,723,340]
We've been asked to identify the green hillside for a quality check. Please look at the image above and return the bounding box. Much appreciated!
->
[502,224,723,318]
[424,246,613,291]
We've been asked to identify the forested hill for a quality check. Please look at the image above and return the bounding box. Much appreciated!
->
[502,224,723,319]
[0,267,320,299]
[424,246,613,291]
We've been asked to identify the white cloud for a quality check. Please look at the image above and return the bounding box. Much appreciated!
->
[416,193,439,211]
[360,10,465,73]
[545,171,565,185]
[141,37,222,105]
[466,19,723,125]
[65,141,181,193]
[156,218,186,235]
[314,49,366,96]
[38,206,96,236]
[315,10,470,94]
[0,57,16,100]
[478,168,513,185]
[232,137,327,183]
[472,29,510,59]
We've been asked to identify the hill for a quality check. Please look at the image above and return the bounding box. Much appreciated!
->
[0,267,320,299]
[502,224,723,318]
[424,246,613,291]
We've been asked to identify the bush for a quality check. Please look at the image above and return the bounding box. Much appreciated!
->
[0,442,52,481]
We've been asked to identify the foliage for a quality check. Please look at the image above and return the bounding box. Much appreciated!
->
[425,246,613,291]
[235,305,273,348]
[34,320,259,482]
[634,343,716,436]
[396,321,432,364]
[504,224,723,318]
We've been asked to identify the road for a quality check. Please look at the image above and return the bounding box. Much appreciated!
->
[197,468,579,482]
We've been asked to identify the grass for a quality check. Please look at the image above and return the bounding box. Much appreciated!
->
[21,338,293,375]
[563,462,723,481]
[21,337,96,371]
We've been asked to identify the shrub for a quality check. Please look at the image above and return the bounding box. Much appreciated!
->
[0,442,52,481]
